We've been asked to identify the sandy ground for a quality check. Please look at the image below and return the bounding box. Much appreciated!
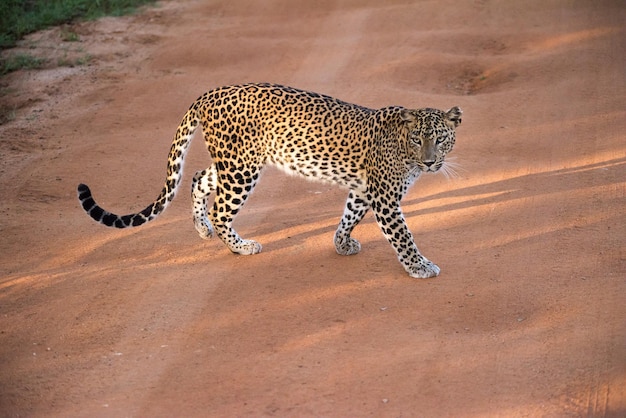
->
[1,0,625,416]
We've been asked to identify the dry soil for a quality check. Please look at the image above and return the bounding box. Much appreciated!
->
[0,0,625,416]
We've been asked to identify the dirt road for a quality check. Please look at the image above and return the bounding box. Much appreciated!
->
[1,0,625,416]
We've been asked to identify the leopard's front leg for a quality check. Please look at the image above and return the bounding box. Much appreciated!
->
[334,190,370,256]
[372,199,440,279]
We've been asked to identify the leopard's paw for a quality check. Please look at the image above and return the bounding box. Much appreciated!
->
[335,236,361,256]
[407,259,440,279]
[194,216,214,240]
[230,240,262,255]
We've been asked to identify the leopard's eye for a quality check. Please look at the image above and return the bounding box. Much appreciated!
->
[410,134,422,146]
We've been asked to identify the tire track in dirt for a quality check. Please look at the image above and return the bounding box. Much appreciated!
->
[289,7,370,87]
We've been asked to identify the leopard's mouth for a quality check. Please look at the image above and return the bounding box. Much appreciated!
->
[419,161,443,173]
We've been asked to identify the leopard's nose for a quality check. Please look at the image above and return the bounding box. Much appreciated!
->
[423,160,436,167]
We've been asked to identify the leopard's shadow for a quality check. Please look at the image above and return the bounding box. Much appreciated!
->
[237,156,624,253]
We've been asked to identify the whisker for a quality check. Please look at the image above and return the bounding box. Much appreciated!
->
[439,157,466,180]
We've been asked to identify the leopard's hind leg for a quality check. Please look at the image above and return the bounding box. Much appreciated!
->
[191,164,218,239]
[210,161,262,255]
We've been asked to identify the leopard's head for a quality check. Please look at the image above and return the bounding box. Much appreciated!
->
[401,106,462,173]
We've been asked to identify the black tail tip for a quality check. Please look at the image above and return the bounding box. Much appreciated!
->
[77,183,93,203]
[76,183,91,196]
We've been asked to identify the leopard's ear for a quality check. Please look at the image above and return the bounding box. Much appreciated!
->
[445,106,462,127]
[400,109,416,123]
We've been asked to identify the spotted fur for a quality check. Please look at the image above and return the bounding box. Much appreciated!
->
[78,83,462,278]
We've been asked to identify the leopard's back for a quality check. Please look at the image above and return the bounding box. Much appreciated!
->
[197,83,380,190]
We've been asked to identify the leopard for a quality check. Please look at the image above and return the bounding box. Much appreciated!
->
[77,83,462,278]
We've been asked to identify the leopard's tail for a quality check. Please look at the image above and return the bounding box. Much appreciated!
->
[77,101,201,228]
